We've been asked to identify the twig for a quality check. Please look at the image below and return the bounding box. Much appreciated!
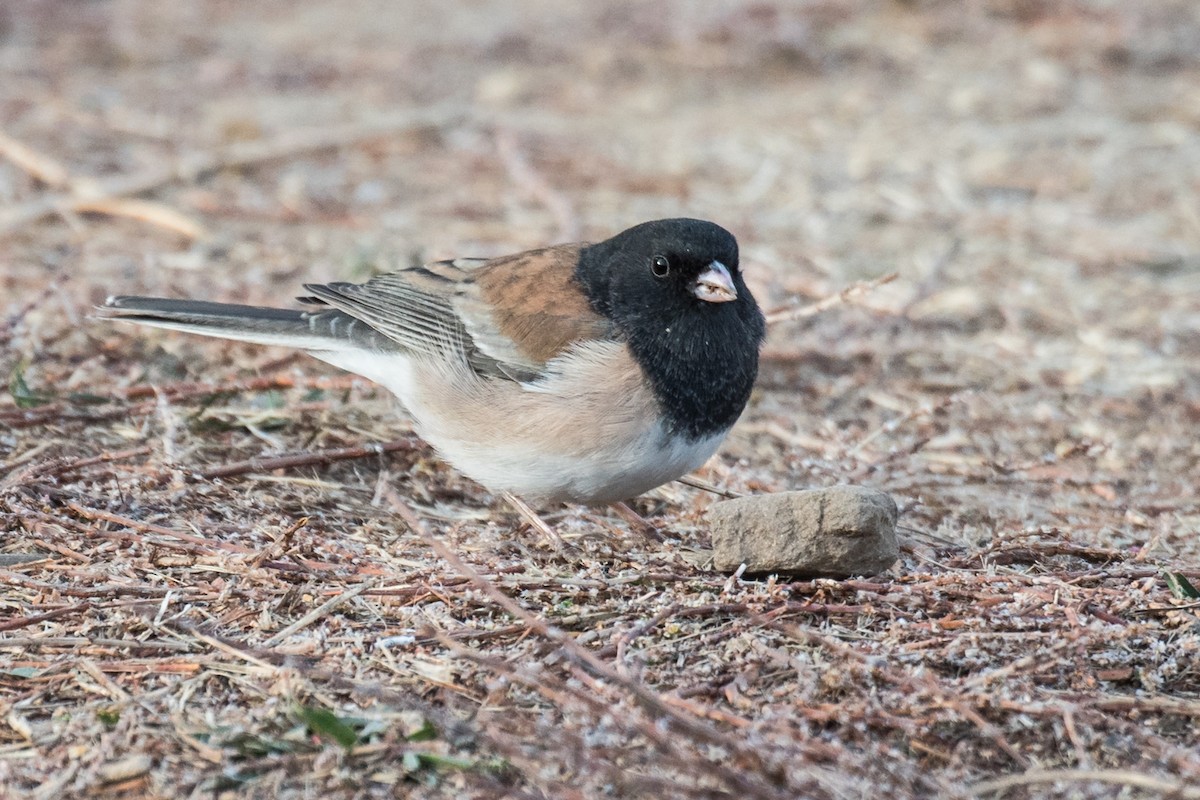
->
[116,373,358,402]
[948,541,1129,569]
[2,446,154,489]
[0,106,465,236]
[47,446,154,476]
[501,491,566,550]
[0,603,90,632]
[70,196,207,239]
[1058,693,1200,718]
[77,656,133,702]
[66,501,251,554]
[0,131,206,238]
[198,438,418,480]
[674,474,744,498]
[764,271,898,325]
[0,131,70,186]
[0,636,193,652]
[262,577,379,647]
[608,500,664,542]
[188,629,280,672]
[968,768,1200,798]
[614,603,679,672]
[248,516,309,569]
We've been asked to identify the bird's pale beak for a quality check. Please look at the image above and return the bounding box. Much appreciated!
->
[692,261,737,303]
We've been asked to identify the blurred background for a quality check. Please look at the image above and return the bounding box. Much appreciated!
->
[2,1,1198,540]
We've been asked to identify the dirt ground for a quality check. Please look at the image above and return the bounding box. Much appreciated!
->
[2,2,1199,798]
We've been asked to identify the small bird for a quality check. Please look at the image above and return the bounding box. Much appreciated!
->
[102,218,765,507]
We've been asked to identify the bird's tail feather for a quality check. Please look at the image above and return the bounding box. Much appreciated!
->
[99,296,392,352]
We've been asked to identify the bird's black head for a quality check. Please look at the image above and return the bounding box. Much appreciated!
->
[576,218,766,440]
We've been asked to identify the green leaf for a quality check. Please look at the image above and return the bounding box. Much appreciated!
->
[414,752,475,771]
[96,707,120,727]
[406,719,438,743]
[296,705,358,751]
[1164,571,1200,600]
[1,667,40,679]
[8,363,51,408]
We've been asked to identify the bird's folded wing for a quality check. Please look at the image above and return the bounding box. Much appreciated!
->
[300,244,613,383]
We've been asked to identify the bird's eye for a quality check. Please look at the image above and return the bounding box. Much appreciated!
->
[651,255,670,278]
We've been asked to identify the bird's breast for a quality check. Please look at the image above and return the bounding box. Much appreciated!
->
[391,340,728,504]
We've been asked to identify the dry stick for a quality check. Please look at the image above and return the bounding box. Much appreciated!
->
[249,516,309,569]
[607,500,663,542]
[0,636,192,652]
[77,656,133,702]
[49,446,154,476]
[386,490,793,800]
[1055,693,1200,718]
[70,196,207,240]
[187,629,280,672]
[0,130,70,186]
[501,491,566,550]
[674,474,743,498]
[0,603,90,633]
[3,446,154,489]
[968,768,1200,799]
[613,603,679,672]
[0,131,208,239]
[763,271,899,325]
[198,438,418,480]
[261,577,379,647]
[0,105,465,236]
[67,501,252,555]
[0,569,185,599]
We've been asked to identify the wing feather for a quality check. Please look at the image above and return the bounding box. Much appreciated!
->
[299,244,613,384]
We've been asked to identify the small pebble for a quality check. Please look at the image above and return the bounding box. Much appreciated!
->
[708,485,899,577]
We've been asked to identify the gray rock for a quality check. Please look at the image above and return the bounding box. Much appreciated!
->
[708,486,899,577]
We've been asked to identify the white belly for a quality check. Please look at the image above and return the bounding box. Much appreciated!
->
[443,422,726,505]
[315,341,730,505]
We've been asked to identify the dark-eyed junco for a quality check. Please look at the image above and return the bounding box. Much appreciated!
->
[102,218,765,505]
